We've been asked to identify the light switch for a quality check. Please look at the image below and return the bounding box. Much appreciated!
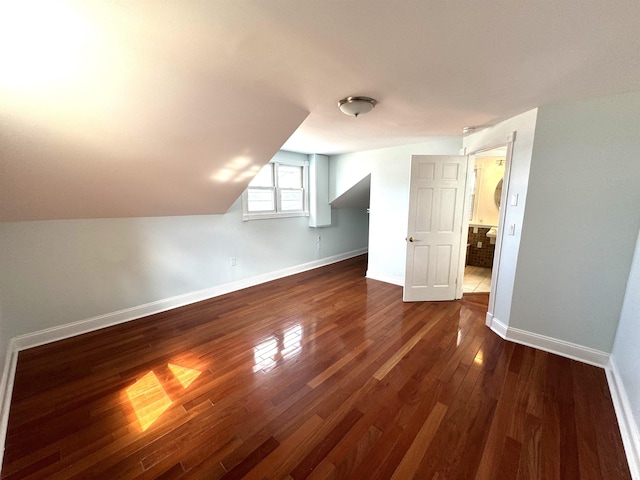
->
[508,224,516,235]
[510,194,518,206]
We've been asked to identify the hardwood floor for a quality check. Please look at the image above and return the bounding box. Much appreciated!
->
[2,255,631,479]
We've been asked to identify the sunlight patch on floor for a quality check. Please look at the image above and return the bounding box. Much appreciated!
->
[126,371,172,432]
[168,363,202,389]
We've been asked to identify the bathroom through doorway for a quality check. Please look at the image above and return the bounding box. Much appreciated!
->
[463,146,507,294]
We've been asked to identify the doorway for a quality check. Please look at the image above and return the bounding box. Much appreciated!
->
[463,135,516,326]
[402,135,515,306]
[463,146,507,294]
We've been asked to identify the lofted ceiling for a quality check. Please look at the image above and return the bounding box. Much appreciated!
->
[1,1,639,221]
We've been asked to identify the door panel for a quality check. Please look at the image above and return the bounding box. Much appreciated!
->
[412,245,430,286]
[416,189,434,231]
[404,155,468,302]
[439,188,456,231]
[435,245,452,286]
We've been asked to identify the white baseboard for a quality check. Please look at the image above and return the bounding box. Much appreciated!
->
[0,249,368,473]
[4,252,634,479]
[487,318,638,476]
[606,358,640,480]
[506,325,610,368]
[485,311,494,327]
[0,339,18,474]
[486,313,509,338]
[12,248,367,353]
[365,270,404,287]
[486,317,610,368]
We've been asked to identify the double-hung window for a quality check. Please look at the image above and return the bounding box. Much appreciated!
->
[242,159,309,221]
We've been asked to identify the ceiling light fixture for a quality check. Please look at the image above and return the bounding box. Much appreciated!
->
[338,96,377,117]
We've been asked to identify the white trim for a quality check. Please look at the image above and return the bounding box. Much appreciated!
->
[0,255,635,477]
[485,311,494,327]
[11,248,367,352]
[0,339,19,471]
[607,358,640,480]
[466,132,516,333]
[486,314,508,338]
[487,318,637,476]
[456,155,474,299]
[506,326,610,368]
[365,270,404,287]
[486,317,609,368]
[0,248,368,474]
[242,161,310,221]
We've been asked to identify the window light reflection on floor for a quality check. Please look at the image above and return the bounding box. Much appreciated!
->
[167,363,202,389]
[474,349,484,366]
[125,371,172,432]
[125,363,203,431]
[253,324,303,372]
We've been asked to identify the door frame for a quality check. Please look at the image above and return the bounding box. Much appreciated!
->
[463,132,516,320]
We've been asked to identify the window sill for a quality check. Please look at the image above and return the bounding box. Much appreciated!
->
[242,211,310,222]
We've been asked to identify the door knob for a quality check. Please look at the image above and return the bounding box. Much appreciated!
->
[408,236,415,242]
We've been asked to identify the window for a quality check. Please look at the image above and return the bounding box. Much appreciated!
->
[242,160,309,221]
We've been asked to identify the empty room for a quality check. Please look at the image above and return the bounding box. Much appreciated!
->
[1,1,639,479]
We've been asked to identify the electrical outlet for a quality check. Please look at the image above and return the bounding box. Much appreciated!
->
[230,257,236,266]
[477,242,482,248]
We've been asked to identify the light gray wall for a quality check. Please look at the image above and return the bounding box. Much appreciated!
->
[510,91,640,352]
[463,109,539,326]
[611,227,640,452]
[0,200,368,353]
[330,138,462,285]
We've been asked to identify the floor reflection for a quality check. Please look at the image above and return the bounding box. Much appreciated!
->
[474,348,484,365]
[168,363,202,389]
[253,324,303,372]
[125,362,203,431]
[126,371,172,432]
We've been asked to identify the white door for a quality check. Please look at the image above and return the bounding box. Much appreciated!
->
[404,155,469,302]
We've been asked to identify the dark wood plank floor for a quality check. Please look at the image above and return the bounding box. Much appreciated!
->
[2,255,631,479]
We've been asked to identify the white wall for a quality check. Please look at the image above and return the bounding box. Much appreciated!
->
[0,203,368,342]
[463,109,539,326]
[330,138,462,285]
[610,227,640,476]
[0,149,369,463]
[509,92,640,352]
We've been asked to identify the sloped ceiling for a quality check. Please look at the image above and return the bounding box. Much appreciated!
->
[1,1,639,221]
[331,175,371,210]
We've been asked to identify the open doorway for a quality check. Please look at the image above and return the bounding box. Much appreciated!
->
[463,146,507,294]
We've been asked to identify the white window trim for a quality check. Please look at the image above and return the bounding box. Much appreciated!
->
[242,160,310,221]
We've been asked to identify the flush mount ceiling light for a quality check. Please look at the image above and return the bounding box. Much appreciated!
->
[338,96,377,117]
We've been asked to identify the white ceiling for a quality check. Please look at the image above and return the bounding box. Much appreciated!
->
[1,1,639,221]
